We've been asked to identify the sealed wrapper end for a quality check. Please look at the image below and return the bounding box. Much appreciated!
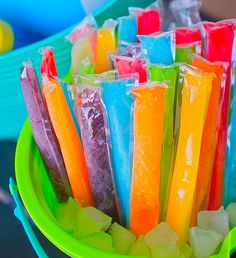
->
[20,61,72,202]
[71,31,96,78]
[191,56,227,224]
[40,47,58,78]
[166,65,214,241]
[42,76,94,207]
[148,64,179,221]
[113,55,148,83]
[139,31,175,65]
[67,16,97,45]
[202,21,235,210]
[73,85,120,221]
[95,19,117,74]
[169,0,201,27]
[118,16,137,46]
[175,27,201,45]
[68,16,97,77]
[101,77,135,226]
[175,41,201,64]
[130,82,166,236]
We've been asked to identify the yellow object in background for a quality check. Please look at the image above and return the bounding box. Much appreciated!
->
[95,20,117,73]
[166,65,214,241]
[0,20,14,54]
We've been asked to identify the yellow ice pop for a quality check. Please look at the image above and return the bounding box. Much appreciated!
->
[166,65,214,241]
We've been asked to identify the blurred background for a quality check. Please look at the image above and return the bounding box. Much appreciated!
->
[0,0,236,257]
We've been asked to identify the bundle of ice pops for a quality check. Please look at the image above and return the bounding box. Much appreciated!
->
[20,0,236,257]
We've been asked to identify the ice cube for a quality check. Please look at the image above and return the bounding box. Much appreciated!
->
[74,206,112,238]
[151,243,180,258]
[198,207,229,236]
[188,227,224,258]
[225,203,236,228]
[129,235,151,257]
[109,222,136,254]
[54,197,81,232]
[80,231,114,252]
[144,222,179,248]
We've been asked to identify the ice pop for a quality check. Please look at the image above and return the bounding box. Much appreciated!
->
[203,21,234,210]
[114,55,148,83]
[42,76,94,206]
[118,16,137,45]
[191,55,227,223]
[20,62,72,202]
[130,83,166,236]
[166,65,214,241]
[148,64,179,221]
[175,42,201,64]
[95,19,117,73]
[74,87,119,221]
[101,78,134,225]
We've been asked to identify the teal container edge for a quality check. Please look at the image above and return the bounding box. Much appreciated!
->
[0,0,154,140]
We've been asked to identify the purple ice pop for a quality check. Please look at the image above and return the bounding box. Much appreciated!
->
[75,87,119,221]
[20,61,72,202]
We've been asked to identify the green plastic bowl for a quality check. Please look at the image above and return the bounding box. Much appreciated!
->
[15,120,236,258]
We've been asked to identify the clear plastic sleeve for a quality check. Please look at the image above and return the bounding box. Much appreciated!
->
[148,64,180,221]
[138,31,175,65]
[175,41,201,64]
[42,75,94,207]
[95,19,117,73]
[71,85,120,221]
[202,21,235,210]
[66,16,97,45]
[112,55,148,83]
[20,60,72,202]
[116,43,141,58]
[166,65,214,241]
[190,55,228,224]
[100,76,136,226]
[118,16,138,46]
[169,0,201,27]
[129,82,167,236]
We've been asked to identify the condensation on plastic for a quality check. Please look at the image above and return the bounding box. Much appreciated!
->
[224,39,236,206]
[175,41,201,64]
[20,60,72,202]
[166,65,214,241]
[112,54,148,83]
[95,19,117,73]
[202,21,235,211]
[139,31,175,65]
[118,16,138,46]
[100,76,135,226]
[129,82,167,236]
[190,55,228,224]
[71,85,120,221]
[148,64,179,221]
[169,0,201,27]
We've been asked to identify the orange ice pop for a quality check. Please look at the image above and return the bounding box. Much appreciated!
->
[130,83,166,236]
[42,76,94,206]
[166,65,214,241]
[191,56,227,224]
